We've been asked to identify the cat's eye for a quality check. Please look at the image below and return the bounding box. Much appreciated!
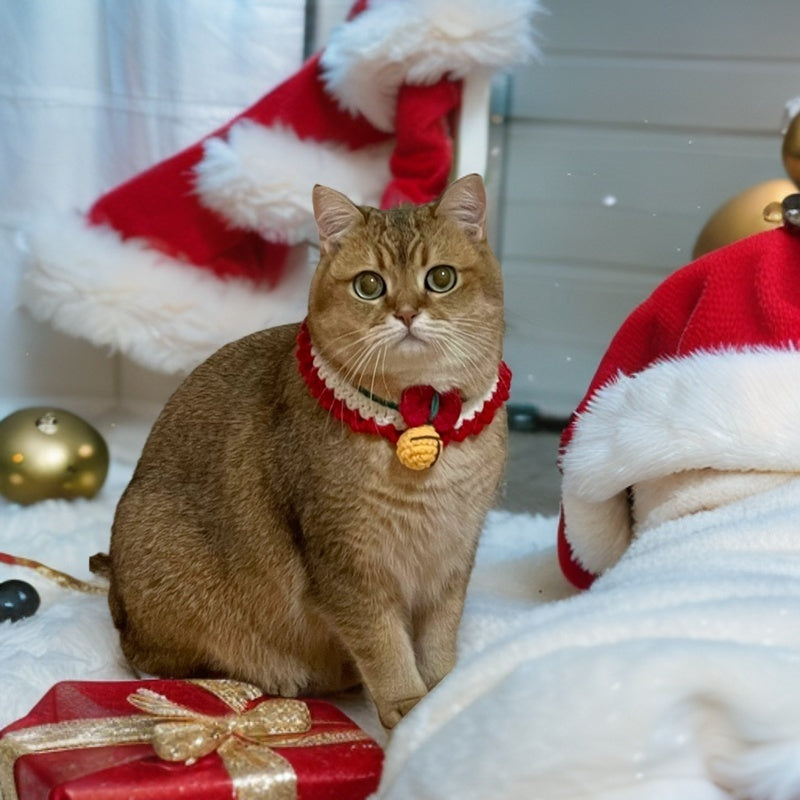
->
[425,265,457,293]
[352,271,386,300]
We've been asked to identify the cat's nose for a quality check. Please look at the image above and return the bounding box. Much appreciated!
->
[394,308,418,328]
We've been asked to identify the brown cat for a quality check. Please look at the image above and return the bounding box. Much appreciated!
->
[106,173,509,728]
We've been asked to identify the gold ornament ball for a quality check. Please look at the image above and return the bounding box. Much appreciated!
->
[782,113,800,187]
[692,178,797,259]
[0,407,110,505]
[396,425,442,470]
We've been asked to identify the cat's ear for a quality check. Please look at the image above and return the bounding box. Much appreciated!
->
[435,173,487,243]
[312,185,365,255]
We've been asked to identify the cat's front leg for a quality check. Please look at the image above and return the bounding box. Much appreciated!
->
[350,610,429,728]
[316,587,428,728]
[413,573,470,689]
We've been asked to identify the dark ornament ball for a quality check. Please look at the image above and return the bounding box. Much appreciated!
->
[0,579,41,622]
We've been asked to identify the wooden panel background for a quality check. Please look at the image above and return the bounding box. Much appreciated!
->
[503,0,800,414]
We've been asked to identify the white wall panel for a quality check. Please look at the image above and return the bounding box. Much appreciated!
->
[537,0,800,59]
[503,0,800,414]
[511,57,798,133]
[503,259,657,413]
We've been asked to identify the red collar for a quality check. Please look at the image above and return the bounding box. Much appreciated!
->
[296,320,511,446]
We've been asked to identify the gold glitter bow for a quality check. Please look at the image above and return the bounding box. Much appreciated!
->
[127,685,312,765]
[0,680,371,800]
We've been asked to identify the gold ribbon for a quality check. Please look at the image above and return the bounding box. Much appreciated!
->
[0,680,371,800]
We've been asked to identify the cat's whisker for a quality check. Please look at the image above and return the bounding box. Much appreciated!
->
[432,335,485,379]
[379,344,389,400]
[319,330,377,366]
[444,326,494,361]
[367,344,385,406]
[342,338,389,397]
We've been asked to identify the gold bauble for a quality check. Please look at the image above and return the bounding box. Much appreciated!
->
[396,425,442,470]
[692,178,797,259]
[0,407,110,504]
[782,113,800,187]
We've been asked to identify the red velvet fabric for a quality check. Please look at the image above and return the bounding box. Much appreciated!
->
[398,385,462,430]
[87,22,462,287]
[86,52,390,287]
[381,80,461,209]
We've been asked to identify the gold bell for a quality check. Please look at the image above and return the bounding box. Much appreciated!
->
[395,425,442,470]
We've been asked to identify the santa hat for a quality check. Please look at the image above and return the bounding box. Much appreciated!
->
[558,206,800,590]
[21,0,542,374]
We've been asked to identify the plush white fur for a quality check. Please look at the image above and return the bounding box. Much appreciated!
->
[20,213,314,374]
[320,0,543,131]
[560,490,632,577]
[195,123,393,244]
[561,348,800,576]
[633,468,797,534]
[379,476,800,799]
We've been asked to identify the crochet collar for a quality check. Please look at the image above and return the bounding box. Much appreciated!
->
[295,320,511,447]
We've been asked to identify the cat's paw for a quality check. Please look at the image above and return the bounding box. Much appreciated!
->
[377,693,426,729]
[419,657,456,691]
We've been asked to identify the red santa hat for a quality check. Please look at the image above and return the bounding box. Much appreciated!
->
[558,205,800,590]
[21,0,541,374]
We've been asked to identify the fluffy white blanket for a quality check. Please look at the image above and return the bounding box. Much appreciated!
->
[379,477,800,800]
[4,445,800,800]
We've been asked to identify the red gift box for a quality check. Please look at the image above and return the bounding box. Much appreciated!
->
[0,679,383,800]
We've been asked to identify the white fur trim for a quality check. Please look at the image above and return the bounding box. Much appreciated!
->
[20,211,313,374]
[563,348,800,501]
[561,491,632,577]
[633,468,798,535]
[321,0,542,131]
[195,123,393,244]
[561,348,800,576]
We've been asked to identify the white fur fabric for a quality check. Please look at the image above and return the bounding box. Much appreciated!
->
[378,477,800,800]
[561,348,800,576]
[195,123,393,244]
[20,213,314,374]
[321,0,542,131]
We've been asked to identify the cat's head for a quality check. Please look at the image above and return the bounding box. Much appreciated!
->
[307,174,504,399]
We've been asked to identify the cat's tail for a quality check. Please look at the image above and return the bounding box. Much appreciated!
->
[0,551,107,594]
[88,552,112,579]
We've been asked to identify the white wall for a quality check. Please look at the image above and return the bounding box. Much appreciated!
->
[502,0,800,414]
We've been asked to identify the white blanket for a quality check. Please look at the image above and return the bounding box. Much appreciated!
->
[379,477,800,800]
[4,452,800,800]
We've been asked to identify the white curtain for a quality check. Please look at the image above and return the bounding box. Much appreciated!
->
[0,0,307,402]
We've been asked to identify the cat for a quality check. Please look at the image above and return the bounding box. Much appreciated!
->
[104,173,510,729]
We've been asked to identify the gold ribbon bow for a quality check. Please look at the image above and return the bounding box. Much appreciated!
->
[128,685,311,763]
[0,680,371,800]
[127,685,313,800]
